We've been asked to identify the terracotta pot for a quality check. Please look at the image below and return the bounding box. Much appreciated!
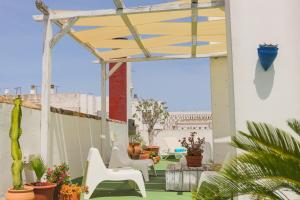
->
[6,186,35,200]
[59,193,80,200]
[186,155,203,167]
[132,143,142,159]
[140,153,150,160]
[127,144,134,158]
[145,146,160,155]
[152,156,161,164]
[30,182,56,200]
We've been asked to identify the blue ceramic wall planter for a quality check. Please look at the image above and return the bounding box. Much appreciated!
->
[258,44,278,71]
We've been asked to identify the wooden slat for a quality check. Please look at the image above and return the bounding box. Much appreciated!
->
[191,0,198,57]
[33,1,225,21]
[182,171,190,191]
[107,62,123,79]
[113,0,151,57]
[103,51,227,63]
[50,17,78,48]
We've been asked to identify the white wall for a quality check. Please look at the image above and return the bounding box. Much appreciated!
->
[0,103,127,199]
[210,57,236,163]
[227,0,300,132]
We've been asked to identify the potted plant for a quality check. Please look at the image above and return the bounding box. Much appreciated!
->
[46,163,71,200]
[149,152,160,164]
[180,132,205,167]
[28,155,57,200]
[257,43,278,71]
[5,97,35,200]
[59,184,88,200]
[128,132,144,159]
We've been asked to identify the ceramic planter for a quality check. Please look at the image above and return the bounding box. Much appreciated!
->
[140,151,151,159]
[186,155,203,167]
[128,143,142,159]
[6,186,35,200]
[258,44,278,71]
[144,146,160,155]
[30,183,57,200]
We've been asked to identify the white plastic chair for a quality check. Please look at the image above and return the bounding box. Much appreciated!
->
[83,148,146,199]
[109,143,156,182]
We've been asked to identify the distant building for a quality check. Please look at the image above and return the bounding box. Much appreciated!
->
[2,85,108,116]
[163,112,212,131]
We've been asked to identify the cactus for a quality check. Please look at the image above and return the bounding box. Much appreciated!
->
[9,97,23,190]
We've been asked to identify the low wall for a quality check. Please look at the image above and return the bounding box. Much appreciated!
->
[0,102,127,199]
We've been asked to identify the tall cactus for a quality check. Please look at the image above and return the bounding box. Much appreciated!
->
[9,97,23,190]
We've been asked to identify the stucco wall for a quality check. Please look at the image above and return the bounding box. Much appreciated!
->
[227,0,300,132]
[210,57,236,163]
[0,103,127,199]
[226,1,300,198]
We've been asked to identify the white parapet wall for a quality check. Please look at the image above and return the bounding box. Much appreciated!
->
[0,102,127,199]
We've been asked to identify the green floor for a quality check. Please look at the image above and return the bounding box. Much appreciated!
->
[75,158,192,200]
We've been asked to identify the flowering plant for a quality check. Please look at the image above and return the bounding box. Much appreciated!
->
[179,132,205,156]
[60,184,88,196]
[46,163,71,187]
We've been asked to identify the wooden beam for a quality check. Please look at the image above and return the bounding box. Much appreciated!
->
[33,1,225,21]
[107,62,123,80]
[191,0,198,57]
[53,21,104,62]
[40,15,52,165]
[113,0,151,58]
[35,0,105,62]
[100,61,107,158]
[93,51,227,63]
[50,17,78,48]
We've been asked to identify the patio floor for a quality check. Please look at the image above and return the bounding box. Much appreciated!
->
[74,158,192,200]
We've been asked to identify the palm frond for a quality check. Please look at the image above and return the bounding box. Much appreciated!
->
[29,155,46,182]
[287,119,300,137]
[195,120,300,200]
[232,121,300,163]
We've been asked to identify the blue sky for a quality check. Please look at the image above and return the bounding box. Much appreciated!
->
[0,0,211,111]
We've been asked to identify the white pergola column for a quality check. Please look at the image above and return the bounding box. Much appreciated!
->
[100,61,107,158]
[40,16,52,165]
[210,57,236,163]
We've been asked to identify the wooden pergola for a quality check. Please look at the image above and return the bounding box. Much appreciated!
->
[33,0,226,164]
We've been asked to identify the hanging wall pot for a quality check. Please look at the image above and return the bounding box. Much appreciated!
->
[257,44,278,71]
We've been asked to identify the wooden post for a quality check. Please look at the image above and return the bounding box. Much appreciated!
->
[101,61,107,157]
[40,15,52,165]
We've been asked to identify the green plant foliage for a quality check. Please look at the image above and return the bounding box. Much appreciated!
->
[129,131,144,144]
[46,163,71,187]
[134,99,169,145]
[9,97,23,190]
[179,132,205,156]
[194,120,300,200]
[29,155,46,182]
